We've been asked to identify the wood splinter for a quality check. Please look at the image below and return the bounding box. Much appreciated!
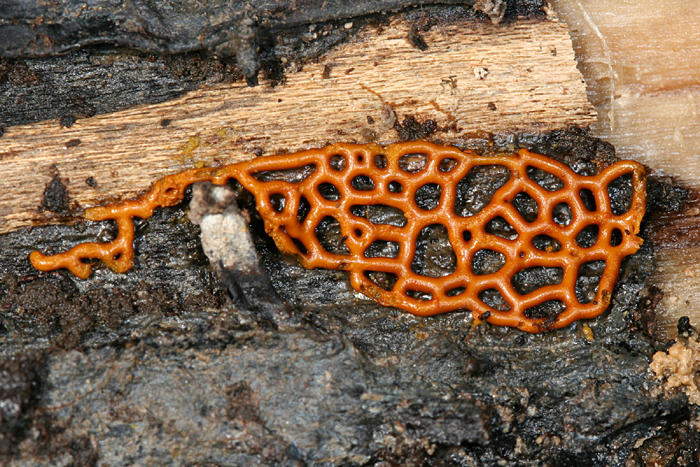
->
[30,141,646,332]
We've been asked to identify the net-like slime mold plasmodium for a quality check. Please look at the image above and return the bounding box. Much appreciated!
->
[30,141,646,332]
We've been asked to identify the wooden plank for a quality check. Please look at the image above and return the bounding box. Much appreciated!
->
[0,18,594,234]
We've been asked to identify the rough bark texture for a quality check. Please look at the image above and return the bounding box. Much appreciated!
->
[0,1,545,128]
[1,0,532,58]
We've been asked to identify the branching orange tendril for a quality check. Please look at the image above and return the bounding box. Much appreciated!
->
[30,141,646,332]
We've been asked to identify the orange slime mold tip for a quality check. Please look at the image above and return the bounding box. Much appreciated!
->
[30,141,646,333]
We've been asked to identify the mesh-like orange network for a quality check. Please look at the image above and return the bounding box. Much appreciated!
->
[30,141,646,332]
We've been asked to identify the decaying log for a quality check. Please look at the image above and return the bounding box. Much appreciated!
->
[0,2,547,128]
[0,18,594,234]
[2,5,697,465]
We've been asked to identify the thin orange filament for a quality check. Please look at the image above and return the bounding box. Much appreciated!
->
[30,141,646,332]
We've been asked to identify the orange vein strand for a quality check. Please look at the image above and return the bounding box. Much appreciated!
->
[30,141,646,332]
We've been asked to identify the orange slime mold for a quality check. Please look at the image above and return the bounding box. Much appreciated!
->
[30,141,646,332]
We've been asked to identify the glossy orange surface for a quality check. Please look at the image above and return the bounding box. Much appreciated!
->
[30,141,646,332]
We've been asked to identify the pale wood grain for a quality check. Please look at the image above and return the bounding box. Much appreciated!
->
[0,18,594,234]
[551,0,700,188]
